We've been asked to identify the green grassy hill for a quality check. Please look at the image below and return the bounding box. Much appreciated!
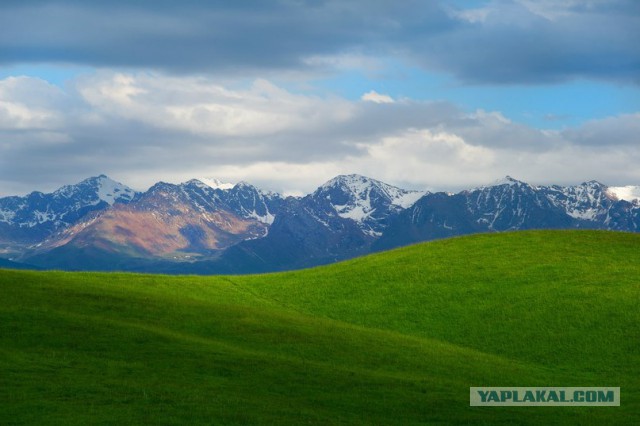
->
[1,230,638,425]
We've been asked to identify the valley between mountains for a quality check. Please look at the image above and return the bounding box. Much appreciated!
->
[1,174,639,273]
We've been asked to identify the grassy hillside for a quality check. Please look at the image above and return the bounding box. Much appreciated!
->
[1,230,638,424]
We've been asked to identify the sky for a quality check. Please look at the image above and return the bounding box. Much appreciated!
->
[0,0,639,196]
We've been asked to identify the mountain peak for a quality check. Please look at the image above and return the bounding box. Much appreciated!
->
[79,174,110,185]
[312,174,426,235]
[234,181,255,189]
[198,177,235,190]
[93,176,136,205]
[318,174,381,193]
[581,180,607,188]
[53,175,136,205]
[493,175,525,186]
[317,174,425,205]
[184,178,205,185]
[147,181,179,194]
[466,176,534,193]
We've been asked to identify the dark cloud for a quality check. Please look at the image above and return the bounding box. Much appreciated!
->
[1,0,637,84]
[411,1,640,84]
[562,113,640,146]
[0,1,451,74]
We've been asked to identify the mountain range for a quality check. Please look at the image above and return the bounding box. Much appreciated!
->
[1,174,638,273]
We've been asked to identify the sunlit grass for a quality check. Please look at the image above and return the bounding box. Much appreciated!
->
[1,230,638,424]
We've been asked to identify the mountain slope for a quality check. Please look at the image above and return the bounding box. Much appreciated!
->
[218,196,372,273]
[1,230,638,424]
[313,174,425,236]
[25,180,280,269]
[375,176,639,251]
[0,257,40,270]
[0,175,137,250]
[216,175,424,272]
[543,180,613,221]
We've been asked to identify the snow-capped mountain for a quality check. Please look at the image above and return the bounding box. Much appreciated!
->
[0,175,136,226]
[2,174,640,273]
[542,180,614,221]
[218,182,281,225]
[0,175,137,247]
[375,176,640,251]
[28,179,284,264]
[198,177,235,190]
[464,176,570,230]
[197,175,425,273]
[131,179,282,226]
[311,174,425,236]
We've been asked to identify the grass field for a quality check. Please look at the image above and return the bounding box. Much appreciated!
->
[1,230,638,424]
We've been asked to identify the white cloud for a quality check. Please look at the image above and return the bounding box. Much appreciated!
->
[0,72,639,196]
[349,129,495,190]
[361,90,394,104]
[0,101,55,129]
[0,76,66,130]
[76,73,356,137]
[172,128,640,194]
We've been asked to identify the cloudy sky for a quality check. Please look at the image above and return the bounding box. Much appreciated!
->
[1,0,639,196]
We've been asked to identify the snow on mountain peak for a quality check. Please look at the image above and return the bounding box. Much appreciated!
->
[198,177,235,190]
[468,176,531,193]
[492,176,525,186]
[0,175,137,229]
[184,179,210,189]
[53,175,135,205]
[234,181,254,189]
[539,180,613,221]
[320,174,372,192]
[391,191,426,208]
[317,174,426,227]
[583,180,606,187]
[94,175,136,205]
[320,174,423,198]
